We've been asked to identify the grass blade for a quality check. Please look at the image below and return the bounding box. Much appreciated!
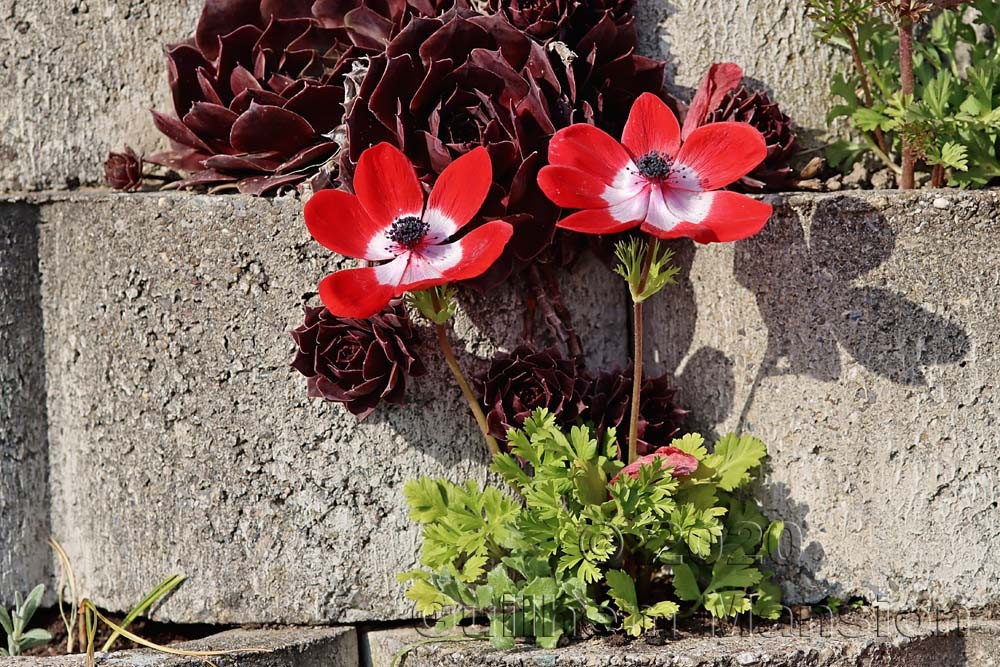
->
[48,538,79,654]
[83,600,264,658]
[102,574,185,652]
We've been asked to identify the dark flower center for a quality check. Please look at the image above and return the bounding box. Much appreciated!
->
[388,216,430,248]
[635,151,674,181]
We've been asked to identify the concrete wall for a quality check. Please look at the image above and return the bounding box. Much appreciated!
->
[0,201,51,603]
[32,191,625,623]
[0,0,838,192]
[646,190,999,611]
[2,189,995,619]
[635,0,844,135]
[0,0,201,191]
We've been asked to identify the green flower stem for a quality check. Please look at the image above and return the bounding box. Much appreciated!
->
[627,239,658,465]
[431,291,500,458]
[898,1,916,189]
[842,26,890,158]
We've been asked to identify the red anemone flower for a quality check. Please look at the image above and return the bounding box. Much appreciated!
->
[537,93,772,243]
[305,143,513,318]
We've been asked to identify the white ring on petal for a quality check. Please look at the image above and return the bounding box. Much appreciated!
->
[607,187,651,224]
[603,163,647,206]
[664,188,714,225]
[422,208,458,244]
[400,241,463,285]
[666,162,703,192]
[366,224,398,260]
[373,254,409,287]
[645,186,683,232]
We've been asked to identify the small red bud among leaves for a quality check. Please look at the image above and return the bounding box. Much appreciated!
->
[611,446,699,483]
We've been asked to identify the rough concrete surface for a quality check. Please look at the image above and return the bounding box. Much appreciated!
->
[645,190,1000,611]
[0,203,50,605]
[363,618,1000,667]
[1,0,835,192]
[2,189,998,624]
[27,191,625,624]
[634,0,846,137]
[2,627,358,667]
[0,0,202,191]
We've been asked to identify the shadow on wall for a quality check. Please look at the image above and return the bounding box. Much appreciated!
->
[654,196,971,437]
[733,195,970,430]
[761,481,837,604]
[0,203,52,605]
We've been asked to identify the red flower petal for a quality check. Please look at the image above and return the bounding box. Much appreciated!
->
[537,166,609,210]
[641,190,772,243]
[681,62,743,139]
[548,124,631,185]
[611,446,698,484]
[400,221,514,291]
[424,147,492,242]
[354,142,425,227]
[555,207,642,235]
[652,446,700,477]
[675,122,767,190]
[318,266,397,319]
[305,190,395,261]
[621,93,681,159]
[442,220,515,283]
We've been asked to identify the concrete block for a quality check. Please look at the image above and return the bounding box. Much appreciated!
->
[635,0,847,137]
[2,626,358,667]
[1,0,837,191]
[0,201,50,605]
[26,192,625,624]
[0,0,201,191]
[363,619,1000,667]
[645,190,1000,611]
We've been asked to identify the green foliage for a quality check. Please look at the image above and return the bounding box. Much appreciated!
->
[401,410,784,648]
[613,238,680,303]
[408,285,458,324]
[808,0,1000,186]
[0,585,52,656]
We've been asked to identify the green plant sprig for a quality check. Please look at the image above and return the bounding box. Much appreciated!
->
[401,409,784,649]
[613,238,679,304]
[810,0,1000,188]
[0,585,52,656]
[408,285,458,325]
[102,574,186,652]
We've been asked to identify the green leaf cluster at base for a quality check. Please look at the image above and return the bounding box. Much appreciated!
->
[400,410,784,649]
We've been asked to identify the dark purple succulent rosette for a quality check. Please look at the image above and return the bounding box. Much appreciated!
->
[343,7,665,287]
[584,368,688,456]
[148,0,358,195]
[344,9,568,286]
[291,303,426,420]
[312,0,470,41]
[487,0,634,45]
[705,86,798,191]
[562,14,665,136]
[477,344,589,440]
